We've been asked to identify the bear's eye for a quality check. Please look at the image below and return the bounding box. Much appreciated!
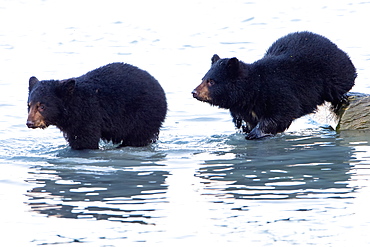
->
[207,80,215,86]
[38,104,46,112]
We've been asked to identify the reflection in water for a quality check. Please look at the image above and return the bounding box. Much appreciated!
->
[15,128,370,245]
[196,131,355,201]
[26,149,169,225]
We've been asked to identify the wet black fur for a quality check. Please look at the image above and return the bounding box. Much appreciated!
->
[200,31,356,139]
[28,62,167,149]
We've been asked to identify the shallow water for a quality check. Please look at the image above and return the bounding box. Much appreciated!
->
[1,0,370,246]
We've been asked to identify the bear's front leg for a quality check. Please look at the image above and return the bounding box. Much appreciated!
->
[64,130,100,150]
[233,118,254,133]
[245,123,273,140]
[231,111,257,133]
[245,117,292,140]
[231,111,243,129]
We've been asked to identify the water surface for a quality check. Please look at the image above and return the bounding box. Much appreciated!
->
[1,0,370,246]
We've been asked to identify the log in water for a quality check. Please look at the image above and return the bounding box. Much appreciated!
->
[336,92,370,131]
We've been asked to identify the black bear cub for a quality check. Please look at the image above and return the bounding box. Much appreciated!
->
[192,31,356,139]
[27,62,167,150]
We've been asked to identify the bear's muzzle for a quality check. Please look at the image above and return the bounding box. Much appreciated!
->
[192,80,212,102]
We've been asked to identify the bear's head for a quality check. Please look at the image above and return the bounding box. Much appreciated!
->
[27,77,76,129]
[192,54,247,109]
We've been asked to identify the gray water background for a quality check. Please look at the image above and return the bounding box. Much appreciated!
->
[1,0,370,246]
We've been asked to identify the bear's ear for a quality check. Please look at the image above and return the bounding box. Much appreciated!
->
[60,79,76,95]
[227,57,240,75]
[211,54,221,65]
[29,76,39,91]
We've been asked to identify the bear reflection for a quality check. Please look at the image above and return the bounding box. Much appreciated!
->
[27,160,168,224]
[195,134,354,200]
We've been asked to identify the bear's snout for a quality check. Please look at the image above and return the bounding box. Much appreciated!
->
[26,120,48,129]
[192,80,212,102]
[192,89,199,98]
[26,120,36,128]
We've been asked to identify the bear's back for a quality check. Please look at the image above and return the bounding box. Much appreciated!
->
[265,31,341,60]
[77,62,157,88]
[74,62,165,103]
[255,31,355,114]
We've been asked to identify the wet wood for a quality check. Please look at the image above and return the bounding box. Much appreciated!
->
[336,92,370,131]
